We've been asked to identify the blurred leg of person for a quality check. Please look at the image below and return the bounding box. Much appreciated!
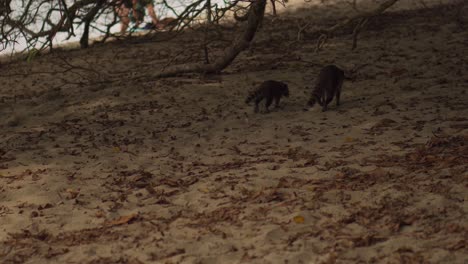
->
[140,0,160,29]
[116,0,132,33]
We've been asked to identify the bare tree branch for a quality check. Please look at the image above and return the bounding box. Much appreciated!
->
[140,0,267,79]
[314,0,399,52]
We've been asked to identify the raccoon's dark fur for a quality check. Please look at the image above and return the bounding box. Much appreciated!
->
[307,65,345,112]
[246,80,289,113]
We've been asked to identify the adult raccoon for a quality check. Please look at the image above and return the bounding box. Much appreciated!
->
[246,80,289,113]
[308,65,344,112]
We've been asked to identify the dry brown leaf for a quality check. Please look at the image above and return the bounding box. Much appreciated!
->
[293,215,305,224]
[389,68,408,77]
[66,188,80,199]
[198,187,210,193]
[104,213,138,227]
[446,240,466,250]
[95,210,105,218]
[369,168,388,178]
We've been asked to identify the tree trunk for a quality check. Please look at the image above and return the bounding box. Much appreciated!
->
[206,0,212,23]
[149,0,267,79]
[271,0,277,16]
[80,0,105,49]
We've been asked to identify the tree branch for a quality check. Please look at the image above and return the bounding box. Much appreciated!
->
[314,0,399,52]
[142,0,267,79]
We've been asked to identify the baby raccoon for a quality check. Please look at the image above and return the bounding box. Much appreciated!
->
[307,65,344,112]
[246,80,289,113]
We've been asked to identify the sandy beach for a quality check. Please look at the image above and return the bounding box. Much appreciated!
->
[0,0,467,263]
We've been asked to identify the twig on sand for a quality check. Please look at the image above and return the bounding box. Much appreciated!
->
[351,17,369,50]
[296,20,312,42]
[313,0,400,52]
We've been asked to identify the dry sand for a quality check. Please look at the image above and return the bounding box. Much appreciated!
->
[0,0,467,263]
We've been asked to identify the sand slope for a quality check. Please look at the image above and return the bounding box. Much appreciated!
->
[0,0,467,263]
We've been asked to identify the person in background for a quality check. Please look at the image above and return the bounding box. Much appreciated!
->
[132,0,161,30]
[116,0,161,32]
[115,0,132,33]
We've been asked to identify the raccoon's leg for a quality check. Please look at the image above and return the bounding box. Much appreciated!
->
[336,78,344,107]
[274,96,281,108]
[309,94,321,107]
[317,96,324,106]
[254,97,263,113]
[265,97,273,113]
[323,97,333,112]
[319,90,327,107]
[322,103,328,112]
[336,90,341,107]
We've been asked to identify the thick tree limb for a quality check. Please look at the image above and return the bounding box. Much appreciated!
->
[80,0,106,49]
[146,0,266,79]
[314,0,399,51]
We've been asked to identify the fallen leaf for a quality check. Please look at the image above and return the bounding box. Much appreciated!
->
[293,215,305,224]
[369,168,388,178]
[66,188,80,199]
[389,68,408,77]
[95,210,105,218]
[447,240,466,250]
[198,187,210,193]
[104,213,138,227]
